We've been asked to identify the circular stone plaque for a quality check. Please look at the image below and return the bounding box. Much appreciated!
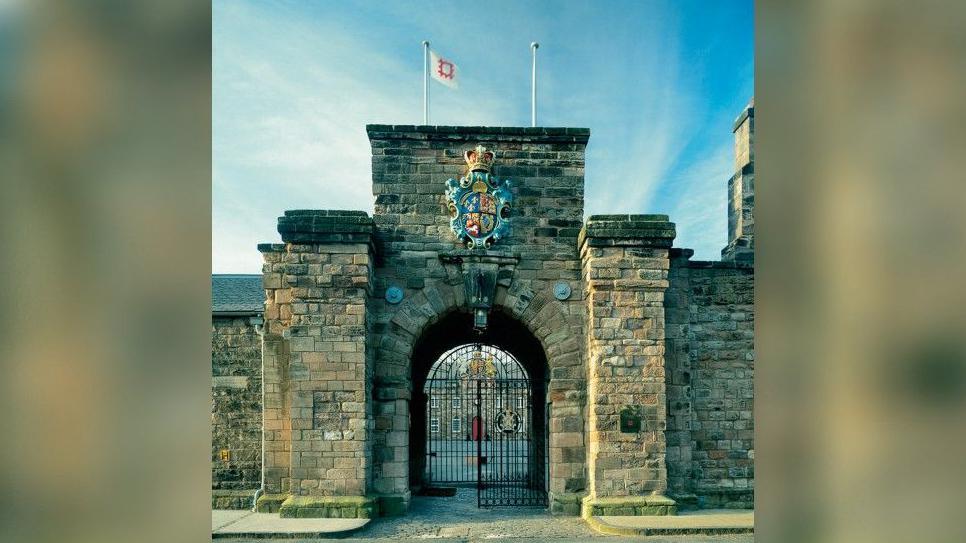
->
[385,286,404,304]
[553,281,572,300]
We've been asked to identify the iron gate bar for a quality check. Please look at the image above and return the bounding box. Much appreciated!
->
[424,343,547,507]
[476,379,482,506]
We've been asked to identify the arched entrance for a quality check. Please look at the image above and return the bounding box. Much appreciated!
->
[409,310,548,507]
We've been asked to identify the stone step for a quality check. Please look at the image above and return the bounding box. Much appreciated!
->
[211,510,370,538]
[587,509,754,536]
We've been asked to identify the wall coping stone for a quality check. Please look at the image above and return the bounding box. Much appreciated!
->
[366,124,590,144]
[269,210,375,245]
[732,104,755,132]
[669,248,754,270]
[579,214,677,249]
[687,260,754,270]
[257,243,286,253]
[284,209,370,217]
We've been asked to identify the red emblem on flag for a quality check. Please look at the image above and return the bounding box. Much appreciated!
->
[437,59,455,80]
[429,49,458,89]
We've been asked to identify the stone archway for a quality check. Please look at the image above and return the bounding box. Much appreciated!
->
[407,309,549,505]
[248,125,718,521]
[369,277,586,514]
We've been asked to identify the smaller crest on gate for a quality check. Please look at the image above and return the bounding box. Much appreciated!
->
[495,406,522,433]
[445,145,512,249]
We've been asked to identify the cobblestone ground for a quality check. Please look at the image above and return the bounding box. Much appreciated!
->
[220,487,753,542]
[360,487,600,540]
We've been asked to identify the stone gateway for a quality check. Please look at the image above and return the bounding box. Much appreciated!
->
[211,101,755,519]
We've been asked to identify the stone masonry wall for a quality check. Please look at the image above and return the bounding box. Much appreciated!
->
[257,210,374,501]
[242,118,755,517]
[687,262,754,508]
[364,126,589,513]
[664,250,694,502]
[664,251,754,509]
[580,215,675,512]
[211,316,262,508]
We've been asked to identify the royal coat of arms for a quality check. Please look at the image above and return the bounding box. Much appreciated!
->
[445,145,512,249]
[460,350,497,382]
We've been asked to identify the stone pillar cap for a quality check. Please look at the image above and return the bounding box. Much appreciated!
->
[272,209,374,244]
[366,125,590,144]
[579,214,676,249]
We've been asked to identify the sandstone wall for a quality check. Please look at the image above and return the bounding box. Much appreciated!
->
[664,251,694,501]
[688,262,754,508]
[580,215,675,505]
[243,122,756,518]
[211,316,262,508]
[258,211,375,500]
[364,126,589,513]
[665,253,754,509]
[723,101,755,262]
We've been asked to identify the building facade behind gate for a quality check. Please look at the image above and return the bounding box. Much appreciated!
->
[211,101,755,518]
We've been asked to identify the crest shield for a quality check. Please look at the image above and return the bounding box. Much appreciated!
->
[445,145,512,249]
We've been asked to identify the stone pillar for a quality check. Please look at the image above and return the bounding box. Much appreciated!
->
[255,210,377,518]
[722,99,755,262]
[579,215,677,516]
[664,248,696,507]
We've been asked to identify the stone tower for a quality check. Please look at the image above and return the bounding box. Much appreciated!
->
[722,99,755,262]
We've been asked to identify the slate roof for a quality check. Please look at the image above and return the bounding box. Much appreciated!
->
[212,274,264,314]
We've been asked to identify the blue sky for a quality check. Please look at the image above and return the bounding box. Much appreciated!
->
[213,0,753,273]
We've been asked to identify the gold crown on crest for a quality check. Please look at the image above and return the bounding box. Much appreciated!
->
[464,144,495,173]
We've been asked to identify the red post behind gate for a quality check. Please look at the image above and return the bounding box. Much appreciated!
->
[471,416,482,441]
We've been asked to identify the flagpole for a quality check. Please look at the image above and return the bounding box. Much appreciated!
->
[422,40,430,125]
[530,42,539,127]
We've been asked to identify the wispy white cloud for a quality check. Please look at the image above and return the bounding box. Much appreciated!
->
[552,4,745,261]
[663,143,733,259]
[213,0,752,272]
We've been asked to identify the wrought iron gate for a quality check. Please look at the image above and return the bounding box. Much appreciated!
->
[424,344,547,507]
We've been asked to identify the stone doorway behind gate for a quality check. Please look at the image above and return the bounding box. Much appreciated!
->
[409,310,549,508]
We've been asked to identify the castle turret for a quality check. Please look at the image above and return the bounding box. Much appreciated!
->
[722,99,754,262]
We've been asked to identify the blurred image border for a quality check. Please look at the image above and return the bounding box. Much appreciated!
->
[2,1,965,542]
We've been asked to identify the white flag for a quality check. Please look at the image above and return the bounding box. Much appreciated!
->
[429,49,458,89]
